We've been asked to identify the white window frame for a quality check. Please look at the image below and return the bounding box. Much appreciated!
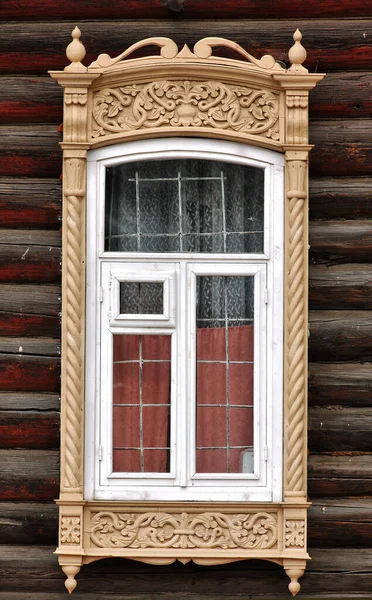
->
[85,137,284,503]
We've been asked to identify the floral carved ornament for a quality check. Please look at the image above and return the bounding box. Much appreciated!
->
[90,511,278,550]
[92,81,280,140]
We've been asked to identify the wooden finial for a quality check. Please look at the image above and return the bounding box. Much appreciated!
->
[65,27,87,72]
[288,29,308,73]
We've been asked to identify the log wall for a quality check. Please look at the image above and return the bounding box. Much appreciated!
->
[0,2,371,598]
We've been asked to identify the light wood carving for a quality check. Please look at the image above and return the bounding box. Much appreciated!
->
[50,27,324,595]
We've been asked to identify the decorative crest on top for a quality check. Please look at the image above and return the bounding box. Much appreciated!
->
[65,27,87,73]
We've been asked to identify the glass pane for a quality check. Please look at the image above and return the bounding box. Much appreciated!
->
[195,276,254,474]
[112,334,171,473]
[105,159,264,253]
[120,282,163,314]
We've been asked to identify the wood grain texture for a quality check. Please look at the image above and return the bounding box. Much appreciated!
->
[0,178,61,229]
[0,392,59,411]
[0,312,60,338]
[309,499,372,548]
[0,126,61,178]
[3,72,372,124]
[2,0,372,20]
[0,246,61,283]
[1,545,372,597]
[0,410,59,449]
[309,264,372,309]
[0,450,59,500]
[0,284,60,317]
[309,311,372,361]
[0,354,60,392]
[308,454,372,497]
[309,177,372,220]
[0,337,60,356]
[310,221,372,264]
[0,503,58,545]
[1,20,371,74]
[309,363,372,407]
[308,407,372,452]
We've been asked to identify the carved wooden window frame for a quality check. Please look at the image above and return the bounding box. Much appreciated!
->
[50,28,324,596]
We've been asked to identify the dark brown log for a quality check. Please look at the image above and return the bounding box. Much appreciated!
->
[0,392,59,411]
[0,229,61,246]
[0,503,58,545]
[0,77,62,124]
[310,221,372,264]
[309,72,372,119]
[0,450,59,500]
[3,0,372,20]
[309,311,372,362]
[308,453,372,497]
[0,126,61,178]
[308,499,372,548]
[1,20,371,74]
[309,177,372,220]
[310,120,372,176]
[0,284,60,317]
[308,407,372,452]
[309,362,372,407]
[0,312,60,338]
[0,354,60,392]
[309,264,372,309]
[4,72,372,124]
[0,410,59,449]
[1,544,372,597]
[0,178,61,229]
[0,246,61,283]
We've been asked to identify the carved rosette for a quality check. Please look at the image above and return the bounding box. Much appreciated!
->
[61,157,86,494]
[61,516,82,545]
[89,511,278,551]
[285,520,305,548]
[285,156,308,496]
[92,81,280,142]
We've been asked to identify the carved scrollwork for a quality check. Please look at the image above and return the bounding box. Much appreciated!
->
[90,511,278,550]
[285,520,305,547]
[92,81,280,141]
[61,516,81,544]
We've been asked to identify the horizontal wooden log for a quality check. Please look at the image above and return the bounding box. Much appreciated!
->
[3,498,371,549]
[0,178,61,229]
[1,545,372,597]
[308,407,372,452]
[309,177,372,220]
[0,312,60,338]
[0,410,59,449]
[309,362,372,407]
[0,246,61,283]
[309,72,372,119]
[2,121,371,179]
[0,354,60,392]
[0,126,61,178]
[1,20,371,74]
[309,311,372,362]
[0,284,60,317]
[4,72,372,124]
[309,264,372,309]
[0,337,60,356]
[0,503,57,545]
[308,453,372,497]
[0,229,61,246]
[0,392,59,411]
[310,121,372,177]
[0,450,59,500]
[308,498,372,548]
[3,498,370,549]
[310,221,372,264]
[2,0,372,20]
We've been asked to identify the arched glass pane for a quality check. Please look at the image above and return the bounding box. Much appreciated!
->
[105,159,264,253]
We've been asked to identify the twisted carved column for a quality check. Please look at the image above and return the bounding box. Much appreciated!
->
[284,153,308,499]
[60,156,86,496]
